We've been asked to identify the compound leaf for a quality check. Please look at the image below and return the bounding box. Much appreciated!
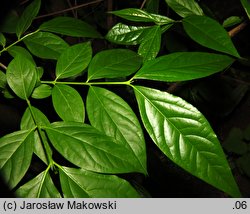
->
[59,166,140,198]
[133,86,241,197]
[87,86,147,174]
[52,85,85,123]
[88,49,142,81]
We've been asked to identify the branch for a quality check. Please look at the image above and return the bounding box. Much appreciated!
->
[140,0,147,9]
[228,21,248,37]
[0,62,7,70]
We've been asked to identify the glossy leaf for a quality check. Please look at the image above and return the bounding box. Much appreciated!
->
[24,32,69,60]
[164,0,203,17]
[0,33,6,47]
[16,0,41,39]
[0,129,34,189]
[138,25,161,62]
[133,86,241,197]
[59,166,140,198]
[21,106,50,165]
[45,121,144,173]
[32,84,52,99]
[223,16,243,28]
[183,15,240,58]
[56,42,92,79]
[134,52,234,82]
[39,17,102,38]
[6,55,37,100]
[8,46,35,64]
[16,170,61,198]
[88,49,142,81]
[241,0,250,19]
[0,70,7,89]
[111,8,174,25]
[52,85,85,123]
[106,23,151,45]
[87,87,147,174]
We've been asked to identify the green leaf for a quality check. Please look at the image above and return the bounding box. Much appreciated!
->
[236,154,250,177]
[223,16,243,28]
[52,85,85,123]
[39,17,102,38]
[0,70,7,89]
[59,166,140,198]
[243,125,250,141]
[32,84,52,99]
[8,46,35,64]
[56,42,92,79]
[20,106,50,165]
[0,33,6,47]
[16,170,61,197]
[165,0,203,17]
[0,10,19,33]
[134,52,234,82]
[87,49,142,81]
[45,122,144,173]
[183,15,240,58]
[24,32,69,60]
[138,25,161,62]
[111,8,174,25]
[0,129,34,189]
[241,0,250,19]
[6,55,37,100]
[106,23,151,45]
[87,87,147,174]
[146,0,159,13]
[16,0,41,39]
[133,86,241,197]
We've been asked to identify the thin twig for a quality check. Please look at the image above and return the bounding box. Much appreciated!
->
[36,0,104,19]
[0,62,7,70]
[107,0,113,29]
[66,0,77,18]
[140,0,147,9]
[228,21,248,37]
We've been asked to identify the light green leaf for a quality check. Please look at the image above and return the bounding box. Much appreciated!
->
[16,0,41,39]
[24,32,69,60]
[138,25,161,62]
[8,46,35,64]
[0,70,7,89]
[52,85,85,123]
[87,87,147,174]
[133,86,241,197]
[39,17,102,38]
[16,169,61,197]
[165,0,203,17]
[87,49,142,81]
[134,52,234,82]
[0,129,34,189]
[6,55,37,100]
[20,106,50,165]
[241,0,250,19]
[45,121,144,173]
[59,166,140,198]
[0,33,6,47]
[183,15,240,58]
[32,84,52,99]
[223,16,243,28]
[111,8,174,25]
[106,23,151,45]
[56,42,92,79]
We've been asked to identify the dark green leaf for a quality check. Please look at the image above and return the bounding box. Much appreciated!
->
[134,52,234,82]
[243,125,250,141]
[8,46,35,64]
[138,25,161,62]
[0,129,34,189]
[32,84,52,99]
[223,16,243,28]
[52,85,85,123]
[56,42,92,79]
[236,154,250,177]
[165,0,203,17]
[0,10,19,33]
[111,8,174,25]
[59,166,140,198]
[241,0,250,19]
[87,87,147,174]
[16,170,61,197]
[24,32,69,60]
[146,0,159,13]
[106,23,151,45]
[16,0,41,39]
[133,86,241,197]
[0,33,6,47]
[6,55,37,100]
[0,70,7,89]
[40,17,102,38]
[183,15,240,58]
[45,121,144,173]
[88,49,142,81]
